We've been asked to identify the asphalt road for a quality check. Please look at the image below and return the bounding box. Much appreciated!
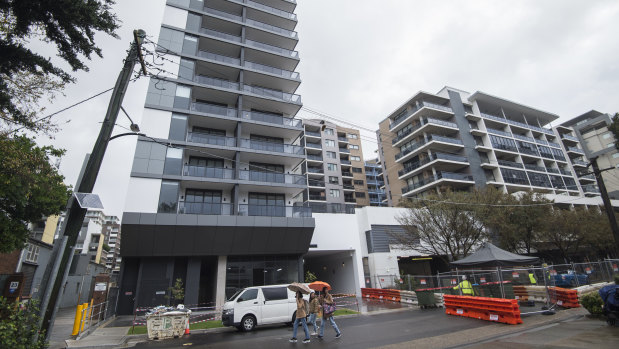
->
[134,308,488,348]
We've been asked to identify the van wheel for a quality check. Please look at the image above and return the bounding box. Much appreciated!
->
[241,315,256,332]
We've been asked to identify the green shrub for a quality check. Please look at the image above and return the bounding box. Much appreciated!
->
[0,297,47,349]
[580,291,604,315]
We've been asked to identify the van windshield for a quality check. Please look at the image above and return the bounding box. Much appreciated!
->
[228,289,243,301]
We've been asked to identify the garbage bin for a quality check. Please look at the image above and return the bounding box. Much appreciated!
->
[146,310,190,340]
[415,288,437,308]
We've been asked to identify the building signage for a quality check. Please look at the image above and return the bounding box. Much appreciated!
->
[512,272,519,278]
[480,277,486,283]
[420,279,426,285]
[156,291,166,295]
[94,283,107,292]
[9,282,19,294]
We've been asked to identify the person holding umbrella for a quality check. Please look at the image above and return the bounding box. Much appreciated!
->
[288,283,311,344]
[317,285,342,339]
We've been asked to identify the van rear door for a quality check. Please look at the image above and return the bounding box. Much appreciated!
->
[261,286,290,324]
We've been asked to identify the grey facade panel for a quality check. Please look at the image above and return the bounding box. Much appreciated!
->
[367,224,409,253]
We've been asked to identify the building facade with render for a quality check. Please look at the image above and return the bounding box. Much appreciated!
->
[364,158,386,206]
[377,86,590,206]
[559,110,619,199]
[118,0,313,315]
[302,119,368,212]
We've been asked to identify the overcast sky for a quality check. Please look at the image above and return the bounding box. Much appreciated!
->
[33,0,619,217]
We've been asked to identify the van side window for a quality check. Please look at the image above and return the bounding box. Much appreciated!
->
[262,287,287,301]
[238,289,258,302]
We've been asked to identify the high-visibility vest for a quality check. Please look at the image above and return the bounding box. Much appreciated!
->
[454,280,474,295]
[529,273,537,285]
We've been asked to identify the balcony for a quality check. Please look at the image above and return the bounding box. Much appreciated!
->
[524,164,546,172]
[308,195,326,201]
[304,130,321,138]
[491,142,518,153]
[183,165,235,179]
[517,146,539,157]
[560,169,572,176]
[191,101,237,118]
[194,74,240,90]
[187,132,236,147]
[567,147,584,154]
[401,171,473,194]
[497,159,524,169]
[579,174,595,181]
[239,204,311,218]
[204,7,242,22]
[341,171,353,177]
[392,118,458,145]
[481,113,554,135]
[390,101,454,130]
[398,153,468,177]
[548,142,562,148]
[338,136,348,142]
[198,50,241,66]
[513,134,535,142]
[344,196,356,203]
[339,147,350,154]
[239,138,304,155]
[243,84,301,104]
[307,202,355,214]
[306,154,323,161]
[240,110,302,128]
[305,142,322,149]
[562,134,579,142]
[179,202,233,215]
[246,39,299,58]
[340,159,351,165]
[246,0,297,21]
[306,167,324,174]
[308,179,325,187]
[487,128,512,138]
[343,184,355,191]
[582,185,600,193]
[535,139,548,146]
[200,27,241,43]
[395,135,463,161]
[238,170,306,185]
[546,168,560,174]
[245,60,300,80]
[245,18,298,39]
[572,160,588,167]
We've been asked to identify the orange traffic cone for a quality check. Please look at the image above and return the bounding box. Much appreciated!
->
[185,321,190,335]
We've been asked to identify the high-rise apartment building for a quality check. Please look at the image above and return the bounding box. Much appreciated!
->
[102,215,121,274]
[364,158,386,206]
[378,86,588,205]
[559,110,619,198]
[302,119,368,212]
[118,0,313,315]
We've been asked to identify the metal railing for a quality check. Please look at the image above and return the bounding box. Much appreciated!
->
[243,84,301,103]
[239,139,304,155]
[245,60,300,79]
[187,132,236,147]
[238,170,306,185]
[241,110,302,128]
[183,165,235,179]
[74,301,110,337]
[191,101,238,117]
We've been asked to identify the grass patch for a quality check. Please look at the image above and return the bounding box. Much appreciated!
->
[332,308,359,316]
[127,320,224,335]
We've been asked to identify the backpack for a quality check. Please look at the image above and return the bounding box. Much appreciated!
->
[323,300,336,315]
[303,299,309,315]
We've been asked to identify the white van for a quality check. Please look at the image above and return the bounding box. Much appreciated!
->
[222,284,309,331]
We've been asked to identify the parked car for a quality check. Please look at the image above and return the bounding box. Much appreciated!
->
[222,284,309,332]
[552,272,588,287]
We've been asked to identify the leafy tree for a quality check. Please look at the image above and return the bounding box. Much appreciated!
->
[0,298,47,349]
[304,270,317,283]
[166,278,185,306]
[0,135,71,253]
[0,0,119,132]
[394,188,502,262]
[609,113,619,150]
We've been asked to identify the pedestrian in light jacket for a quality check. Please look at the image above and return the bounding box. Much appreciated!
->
[318,287,342,339]
[290,291,310,343]
[308,291,321,335]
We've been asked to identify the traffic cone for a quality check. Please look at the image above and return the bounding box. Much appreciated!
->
[184,321,190,335]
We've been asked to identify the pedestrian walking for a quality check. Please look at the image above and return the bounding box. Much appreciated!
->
[290,291,311,344]
[319,287,342,339]
[308,291,321,335]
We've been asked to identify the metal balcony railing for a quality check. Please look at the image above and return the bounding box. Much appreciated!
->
[183,165,235,179]
[240,111,302,128]
[243,84,301,103]
[179,202,233,215]
[390,101,454,130]
[239,139,304,155]
[187,132,236,147]
[238,204,311,218]
[190,101,238,117]
[238,170,306,185]
[245,60,300,79]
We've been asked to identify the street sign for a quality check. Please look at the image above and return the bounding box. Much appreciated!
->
[94,283,107,292]
[9,282,18,294]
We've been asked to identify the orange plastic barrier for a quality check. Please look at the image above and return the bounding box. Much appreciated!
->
[360,288,401,302]
[548,287,580,308]
[443,295,522,325]
[513,285,529,301]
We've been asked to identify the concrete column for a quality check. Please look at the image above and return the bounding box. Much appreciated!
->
[298,255,304,282]
[215,256,227,309]
[185,257,201,306]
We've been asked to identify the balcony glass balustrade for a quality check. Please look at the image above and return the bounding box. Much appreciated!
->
[535,139,548,145]
[186,132,236,147]
[190,101,238,117]
[242,84,301,103]
[401,171,473,194]
[548,142,561,148]
[481,113,554,135]
[199,28,241,42]
[308,179,325,187]
[198,50,241,65]
[178,202,233,215]
[245,39,299,58]
[339,147,350,154]
[573,160,588,166]
[497,159,524,169]
[306,154,323,161]
[239,139,304,155]
[245,60,299,79]
[546,168,560,174]
[308,195,326,201]
[341,171,353,177]
[398,153,467,176]
[194,74,239,90]
[562,134,579,142]
[183,165,235,179]
[204,7,242,22]
[338,136,348,142]
[305,142,322,149]
[487,128,512,138]
[513,134,535,142]
[581,185,600,193]
[343,184,355,190]
[240,110,302,128]
[340,159,351,165]
[246,0,297,20]
[304,130,320,137]
[390,101,454,130]
[524,164,546,172]
[395,135,462,160]
[306,167,323,174]
[245,18,298,38]
[239,170,306,185]
[238,204,311,217]
[559,169,572,176]
[567,147,584,154]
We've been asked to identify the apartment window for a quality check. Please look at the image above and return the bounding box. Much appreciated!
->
[354,180,364,185]
[328,176,339,184]
[489,135,517,152]
[349,144,359,150]
[537,145,553,159]
[325,139,336,147]
[326,151,336,159]
[355,192,366,198]
[24,244,40,263]
[352,167,363,173]
[158,181,179,213]
[527,172,551,188]
[500,168,529,185]
[351,156,361,161]
[563,176,577,190]
[329,189,340,198]
[327,163,337,171]
[347,134,358,139]
[185,189,223,215]
[324,128,334,135]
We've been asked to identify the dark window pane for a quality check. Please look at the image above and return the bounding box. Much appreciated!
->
[238,289,258,302]
[262,287,287,301]
[169,114,187,141]
[158,181,179,213]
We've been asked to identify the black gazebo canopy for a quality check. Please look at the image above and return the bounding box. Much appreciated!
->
[451,242,539,268]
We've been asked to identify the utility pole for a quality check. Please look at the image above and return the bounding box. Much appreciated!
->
[590,157,619,253]
[40,29,147,338]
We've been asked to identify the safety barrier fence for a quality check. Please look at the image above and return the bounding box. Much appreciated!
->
[72,300,110,337]
[548,287,580,308]
[443,295,523,325]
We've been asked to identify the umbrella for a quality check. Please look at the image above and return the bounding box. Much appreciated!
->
[288,282,311,294]
[308,281,331,292]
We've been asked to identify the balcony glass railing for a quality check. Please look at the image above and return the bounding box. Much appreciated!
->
[341,171,353,177]
[481,113,554,135]
[581,185,600,193]
[198,50,241,65]
[401,171,473,194]
[245,39,299,58]
[567,147,584,154]
[200,28,241,42]
[183,165,235,179]
[304,130,320,137]
[306,167,323,173]
[398,153,467,176]
[179,202,233,215]
[339,147,350,154]
[498,159,524,169]
[239,139,304,155]
[535,139,548,145]
[487,128,512,138]
[194,74,239,90]
[204,7,242,22]
[238,204,311,218]
[338,136,348,142]
[573,160,588,166]
[428,134,463,145]
[308,179,325,187]
[390,101,454,129]
[343,184,355,190]
[245,60,300,79]
[579,174,595,180]
[524,164,546,172]
[239,170,306,185]
[246,0,297,20]
[548,142,561,148]
[517,146,539,156]
[190,101,238,117]
[305,142,322,149]
[241,110,302,128]
[308,195,326,201]
[491,142,518,153]
[242,84,301,103]
[560,169,572,176]
[513,134,535,142]
[245,18,298,38]
[546,168,560,174]
[306,154,323,161]
[562,134,579,142]
[340,159,351,165]
[437,171,474,181]
[187,132,236,147]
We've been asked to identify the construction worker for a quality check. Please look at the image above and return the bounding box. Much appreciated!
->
[453,275,475,295]
[528,271,537,285]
